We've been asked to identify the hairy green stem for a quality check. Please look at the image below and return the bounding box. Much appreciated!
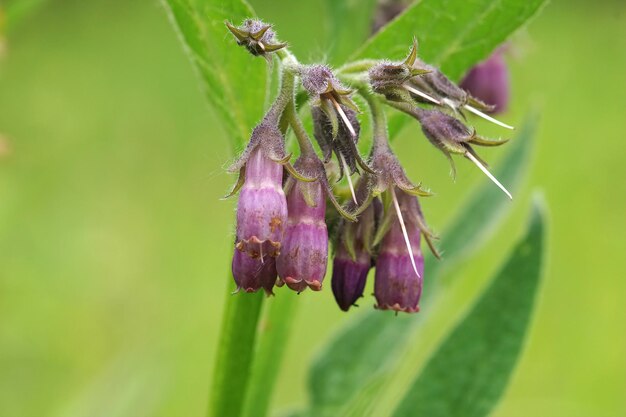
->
[358,87,390,149]
[384,99,423,119]
[337,59,379,74]
[242,292,300,417]
[209,290,264,417]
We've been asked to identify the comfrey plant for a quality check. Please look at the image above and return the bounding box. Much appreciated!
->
[164,1,548,416]
[226,21,514,313]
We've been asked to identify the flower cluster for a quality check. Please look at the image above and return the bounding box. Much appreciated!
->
[224,19,512,313]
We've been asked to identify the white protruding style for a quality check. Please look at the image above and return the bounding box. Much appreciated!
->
[390,187,421,279]
[330,96,357,138]
[340,152,358,204]
[403,84,441,105]
[464,104,514,130]
[465,151,513,200]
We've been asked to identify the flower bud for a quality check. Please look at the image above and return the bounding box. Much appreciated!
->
[234,124,288,259]
[277,157,329,292]
[460,50,509,114]
[416,108,475,154]
[368,40,430,102]
[301,65,360,140]
[232,250,277,295]
[331,199,378,311]
[225,19,287,58]
[312,105,371,179]
[374,192,425,313]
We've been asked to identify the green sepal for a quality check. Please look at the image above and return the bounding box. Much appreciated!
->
[283,162,317,182]
[224,20,248,42]
[343,222,358,261]
[396,182,434,197]
[250,24,271,40]
[222,167,246,199]
[300,181,319,207]
[372,192,394,246]
[468,135,510,147]
[402,38,419,67]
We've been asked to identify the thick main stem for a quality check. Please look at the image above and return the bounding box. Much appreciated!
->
[209,284,264,417]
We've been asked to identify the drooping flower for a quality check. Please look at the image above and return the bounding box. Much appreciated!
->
[331,184,379,311]
[369,40,514,130]
[374,191,425,313]
[460,49,509,114]
[312,105,373,203]
[301,65,361,140]
[227,117,294,260]
[276,155,335,292]
[301,64,370,204]
[410,107,512,199]
[368,39,431,103]
[232,249,277,295]
[225,19,287,58]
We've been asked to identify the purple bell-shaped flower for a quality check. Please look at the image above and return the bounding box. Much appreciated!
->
[276,156,329,292]
[331,194,379,311]
[232,250,277,295]
[374,190,425,313]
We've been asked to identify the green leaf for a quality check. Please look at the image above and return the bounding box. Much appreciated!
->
[163,0,267,150]
[242,292,300,417]
[353,0,547,81]
[209,288,264,417]
[352,0,547,138]
[393,196,546,417]
[427,113,538,280]
[324,0,378,65]
[306,116,536,417]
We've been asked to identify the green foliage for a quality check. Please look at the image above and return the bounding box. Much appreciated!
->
[162,0,548,416]
[393,197,546,417]
[354,0,547,138]
[306,118,537,417]
[163,0,267,150]
[354,0,547,81]
[323,0,378,65]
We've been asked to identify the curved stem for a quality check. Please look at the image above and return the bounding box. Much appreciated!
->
[358,87,390,150]
[384,98,426,120]
[337,59,379,74]
[285,91,316,156]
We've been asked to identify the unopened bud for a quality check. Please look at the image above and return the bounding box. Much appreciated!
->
[225,19,287,58]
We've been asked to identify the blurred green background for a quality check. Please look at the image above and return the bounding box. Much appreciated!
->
[0,0,625,416]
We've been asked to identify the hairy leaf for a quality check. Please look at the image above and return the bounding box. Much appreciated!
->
[393,197,546,417]
[163,0,267,150]
[306,116,536,417]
